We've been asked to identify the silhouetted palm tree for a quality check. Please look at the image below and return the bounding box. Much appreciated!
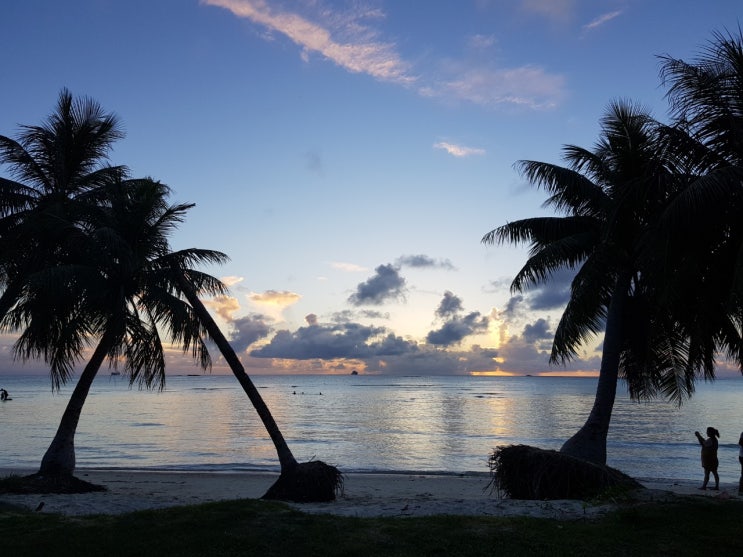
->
[658,28,743,374]
[6,177,228,477]
[175,275,343,502]
[0,88,126,387]
[0,90,226,478]
[483,101,692,464]
[2,90,342,500]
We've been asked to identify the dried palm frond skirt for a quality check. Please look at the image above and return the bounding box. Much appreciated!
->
[262,460,344,503]
[488,444,642,500]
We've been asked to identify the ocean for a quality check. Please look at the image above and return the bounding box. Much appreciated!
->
[0,373,742,482]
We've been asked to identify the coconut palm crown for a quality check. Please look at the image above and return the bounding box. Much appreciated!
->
[658,28,743,375]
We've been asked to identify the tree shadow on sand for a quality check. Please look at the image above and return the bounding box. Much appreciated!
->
[0,473,106,495]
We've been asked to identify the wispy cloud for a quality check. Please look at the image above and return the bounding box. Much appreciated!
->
[332,261,368,273]
[433,142,485,158]
[203,0,415,85]
[432,65,566,110]
[520,0,574,21]
[583,10,622,31]
[203,0,567,111]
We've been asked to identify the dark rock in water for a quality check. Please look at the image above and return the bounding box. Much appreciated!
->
[351,370,358,375]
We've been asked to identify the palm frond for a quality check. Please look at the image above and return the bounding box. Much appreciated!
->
[550,254,613,363]
[515,160,607,216]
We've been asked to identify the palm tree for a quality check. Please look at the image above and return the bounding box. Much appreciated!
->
[174,275,343,502]
[0,90,226,479]
[0,88,126,387]
[657,28,743,374]
[2,90,342,500]
[482,101,693,464]
[5,177,228,478]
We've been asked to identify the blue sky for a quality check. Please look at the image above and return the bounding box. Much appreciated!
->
[1,0,741,376]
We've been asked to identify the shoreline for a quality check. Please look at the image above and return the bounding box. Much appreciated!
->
[2,468,741,519]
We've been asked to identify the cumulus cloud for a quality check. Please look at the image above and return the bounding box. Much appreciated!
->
[502,295,525,318]
[435,291,464,318]
[250,322,411,360]
[364,345,499,375]
[526,267,575,310]
[248,317,500,375]
[249,289,302,307]
[426,313,489,346]
[495,268,574,314]
[204,295,241,321]
[433,142,486,158]
[522,318,552,343]
[426,291,489,347]
[348,264,406,306]
[229,314,272,352]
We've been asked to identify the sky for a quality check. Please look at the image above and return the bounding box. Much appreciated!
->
[1,0,741,377]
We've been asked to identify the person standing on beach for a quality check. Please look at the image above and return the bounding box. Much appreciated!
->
[0,388,7,401]
[738,431,743,495]
[695,427,720,490]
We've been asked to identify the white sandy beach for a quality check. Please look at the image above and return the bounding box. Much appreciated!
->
[1,468,740,519]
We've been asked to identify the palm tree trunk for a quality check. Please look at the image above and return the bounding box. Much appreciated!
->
[38,328,115,477]
[559,272,630,465]
[175,273,298,472]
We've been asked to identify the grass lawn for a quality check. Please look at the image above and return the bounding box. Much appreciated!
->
[1,496,742,556]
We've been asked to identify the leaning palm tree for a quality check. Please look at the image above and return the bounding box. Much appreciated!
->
[174,273,343,502]
[4,177,228,479]
[483,101,693,465]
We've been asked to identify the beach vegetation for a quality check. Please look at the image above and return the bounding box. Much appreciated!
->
[1,496,743,556]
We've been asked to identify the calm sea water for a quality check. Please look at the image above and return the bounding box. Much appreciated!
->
[1,373,742,482]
